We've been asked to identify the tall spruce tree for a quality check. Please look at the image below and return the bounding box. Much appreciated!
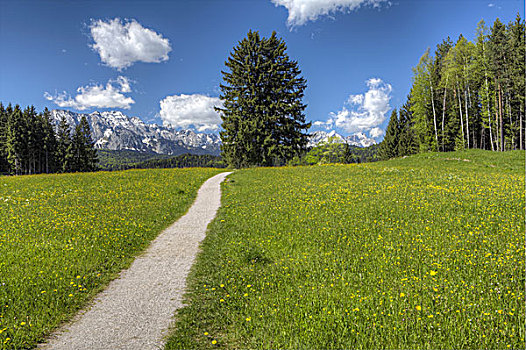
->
[507,13,525,150]
[40,108,57,173]
[488,18,507,151]
[69,116,98,172]
[0,103,8,173]
[6,105,25,175]
[398,100,418,156]
[378,109,399,160]
[56,115,72,172]
[217,30,310,167]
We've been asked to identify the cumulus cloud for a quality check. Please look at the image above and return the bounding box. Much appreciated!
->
[160,94,223,132]
[330,77,392,134]
[90,18,171,70]
[312,120,327,127]
[369,127,384,138]
[312,118,334,130]
[272,0,386,27]
[44,76,135,110]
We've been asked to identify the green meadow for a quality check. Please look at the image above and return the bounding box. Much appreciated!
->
[167,150,525,349]
[0,168,222,349]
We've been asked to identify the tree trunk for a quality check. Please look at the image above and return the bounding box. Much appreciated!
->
[506,97,514,149]
[463,65,470,149]
[481,37,494,151]
[464,89,470,149]
[485,77,494,151]
[430,85,438,150]
[467,84,475,148]
[520,104,523,150]
[441,74,449,152]
[494,85,499,151]
[498,82,503,151]
[456,86,465,148]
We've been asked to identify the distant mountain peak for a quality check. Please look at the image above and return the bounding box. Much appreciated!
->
[308,130,376,148]
[50,109,221,156]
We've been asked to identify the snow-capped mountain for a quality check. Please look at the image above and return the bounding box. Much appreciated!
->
[50,110,221,155]
[50,110,375,155]
[308,130,376,148]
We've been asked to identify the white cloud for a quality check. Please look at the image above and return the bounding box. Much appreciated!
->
[347,94,364,105]
[44,76,135,110]
[330,77,392,134]
[90,18,171,70]
[159,94,223,132]
[272,0,386,27]
[369,127,384,138]
[312,118,334,130]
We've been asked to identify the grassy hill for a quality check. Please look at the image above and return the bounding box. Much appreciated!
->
[167,150,525,349]
[0,168,223,349]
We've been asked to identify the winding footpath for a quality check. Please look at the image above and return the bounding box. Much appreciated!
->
[41,172,232,350]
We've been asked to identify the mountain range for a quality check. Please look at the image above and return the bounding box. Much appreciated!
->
[50,110,222,156]
[307,130,376,148]
[50,110,376,156]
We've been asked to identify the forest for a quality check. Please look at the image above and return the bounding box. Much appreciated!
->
[378,15,525,160]
[97,150,225,171]
[0,103,98,175]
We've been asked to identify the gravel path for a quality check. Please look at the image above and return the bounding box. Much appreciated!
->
[41,172,232,350]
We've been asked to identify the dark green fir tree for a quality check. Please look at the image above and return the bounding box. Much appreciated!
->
[397,100,418,157]
[378,109,400,160]
[69,116,98,172]
[217,30,311,168]
[56,115,72,172]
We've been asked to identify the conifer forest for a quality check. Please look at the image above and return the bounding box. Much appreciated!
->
[0,104,98,175]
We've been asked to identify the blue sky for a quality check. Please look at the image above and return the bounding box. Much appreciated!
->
[0,0,523,140]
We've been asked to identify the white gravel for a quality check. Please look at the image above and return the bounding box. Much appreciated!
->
[40,171,232,350]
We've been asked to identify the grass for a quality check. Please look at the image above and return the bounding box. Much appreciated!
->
[0,168,223,349]
[166,150,525,349]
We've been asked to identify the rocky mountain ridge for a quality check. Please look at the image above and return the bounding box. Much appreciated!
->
[307,130,376,148]
[50,110,376,156]
[50,110,222,156]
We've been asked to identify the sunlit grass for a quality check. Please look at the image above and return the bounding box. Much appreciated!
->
[0,168,222,349]
[167,150,524,349]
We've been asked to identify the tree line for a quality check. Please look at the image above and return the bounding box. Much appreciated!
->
[379,14,525,160]
[287,137,378,165]
[99,152,225,171]
[0,103,98,175]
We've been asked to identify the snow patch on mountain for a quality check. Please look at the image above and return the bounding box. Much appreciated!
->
[308,130,376,148]
[50,109,221,156]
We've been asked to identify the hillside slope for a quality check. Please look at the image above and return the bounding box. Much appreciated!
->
[167,150,525,349]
